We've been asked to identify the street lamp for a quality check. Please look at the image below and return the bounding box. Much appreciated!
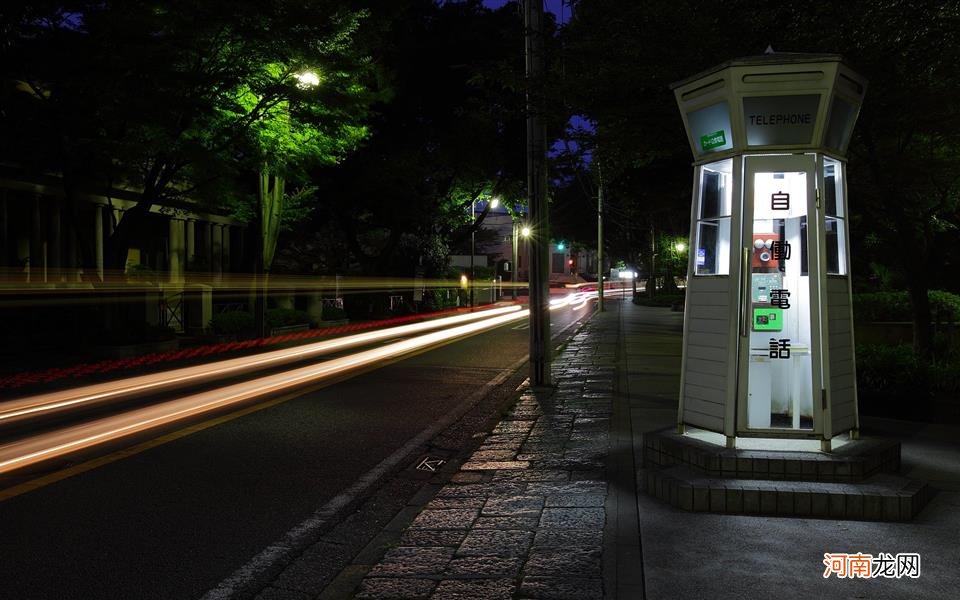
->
[256,67,320,338]
[470,196,499,308]
[674,241,687,253]
[294,70,320,89]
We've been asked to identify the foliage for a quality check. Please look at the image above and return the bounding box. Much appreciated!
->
[265,308,312,328]
[856,343,926,392]
[209,311,256,337]
[856,342,960,396]
[308,0,531,278]
[421,289,461,311]
[853,290,960,323]
[562,0,960,354]
[321,305,348,321]
[1,0,377,273]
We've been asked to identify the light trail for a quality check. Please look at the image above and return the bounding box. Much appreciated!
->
[0,308,530,475]
[0,305,522,427]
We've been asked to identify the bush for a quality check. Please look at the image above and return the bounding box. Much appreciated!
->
[321,306,348,321]
[855,343,925,392]
[266,308,312,328]
[209,311,255,336]
[422,289,460,311]
[853,290,960,322]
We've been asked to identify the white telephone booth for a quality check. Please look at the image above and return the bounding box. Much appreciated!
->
[672,53,867,450]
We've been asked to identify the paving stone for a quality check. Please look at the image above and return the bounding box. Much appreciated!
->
[473,515,541,529]
[469,450,519,462]
[539,508,605,529]
[367,547,455,577]
[431,578,516,600]
[410,509,479,529]
[462,460,531,471]
[456,529,533,558]
[449,472,485,484]
[482,495,545,517]
[484,434,528,444]
[437,483,526,498]
[425,498,485,510]
[523,546,602,577]
[526,482,606,496]
[399,529,468,548]
[355,577,436,599]
[519,576,604,599]
[492,420,536,434]
[491,469,569,482]
[544,493,605,507]
[532,528,602,547]
[444,555,522,577]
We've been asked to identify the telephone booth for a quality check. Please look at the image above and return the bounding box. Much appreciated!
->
[672,53,867,450]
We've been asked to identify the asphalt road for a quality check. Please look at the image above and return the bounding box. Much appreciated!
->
[0,301,592,600]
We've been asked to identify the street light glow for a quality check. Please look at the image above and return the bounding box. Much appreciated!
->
[294,70,320,89]
[521,226,531,237]
[675,241,687,252]
[490,197,500,209]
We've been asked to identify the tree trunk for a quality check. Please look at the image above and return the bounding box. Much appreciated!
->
[906,274,933,358]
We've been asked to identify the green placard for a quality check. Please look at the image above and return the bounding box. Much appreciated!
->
[753,307,783,331]
[700,129,727,151]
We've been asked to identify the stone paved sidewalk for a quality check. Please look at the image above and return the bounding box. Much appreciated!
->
[353,308,620,599]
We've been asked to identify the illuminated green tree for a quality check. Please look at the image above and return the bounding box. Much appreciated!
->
[1,1,376,277]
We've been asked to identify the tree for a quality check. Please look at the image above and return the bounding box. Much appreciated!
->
[303,0,534,280]
[563,0,960,354]
[1,0,376,280]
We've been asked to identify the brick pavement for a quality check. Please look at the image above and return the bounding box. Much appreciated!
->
[352,302,623,599]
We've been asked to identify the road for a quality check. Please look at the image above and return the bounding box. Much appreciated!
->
[0,297,596,600]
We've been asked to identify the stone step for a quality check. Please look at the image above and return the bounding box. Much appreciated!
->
[641,465,932,521]
[643,428,900,483]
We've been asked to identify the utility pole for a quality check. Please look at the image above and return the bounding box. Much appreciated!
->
[525,0,550,386]
[597,163,604,312]
[470,201,475,309]
[511,217,519,301]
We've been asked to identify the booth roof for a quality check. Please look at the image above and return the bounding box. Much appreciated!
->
[669,52,845,90]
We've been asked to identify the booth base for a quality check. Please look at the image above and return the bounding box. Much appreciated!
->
[641,428,933,521]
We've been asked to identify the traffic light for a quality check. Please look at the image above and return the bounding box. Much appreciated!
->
[567,259,574,266]
[557,241,565,250]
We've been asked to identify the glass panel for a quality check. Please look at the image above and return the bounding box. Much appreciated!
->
[695,218,730,275]
[747,170,813,430]
[823,158,842,217]
[823,158,847,275]
[825,217,846,275]
[688,101,734,155]
[694,159,732,276]
[743,95,820,146]
[825,96,857,152]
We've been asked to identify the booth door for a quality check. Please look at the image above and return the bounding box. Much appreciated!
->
[737,154,823,436]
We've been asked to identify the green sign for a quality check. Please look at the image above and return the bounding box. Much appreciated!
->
[700,129,727,152]
[753,307,783,332]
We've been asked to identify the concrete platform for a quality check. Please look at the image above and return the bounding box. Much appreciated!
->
[644,427,901,482]
[642,427,932,521]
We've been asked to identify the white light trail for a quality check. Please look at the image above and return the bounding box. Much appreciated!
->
[0,308,529,475]
[0,305,522,427]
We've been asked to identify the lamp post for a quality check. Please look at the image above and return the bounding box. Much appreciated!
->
[255,68,319,338]
[470,196,498,308]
